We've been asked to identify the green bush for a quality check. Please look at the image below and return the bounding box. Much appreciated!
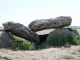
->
[21,41,35,50]
[21,41,30,50]
[68,32,79,45]
[12,32,80,50]
[12,36,23,49]
[11,36,35,50]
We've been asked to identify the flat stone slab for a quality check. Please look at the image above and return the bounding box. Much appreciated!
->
[29,16,72,32]
[2,22,40,43]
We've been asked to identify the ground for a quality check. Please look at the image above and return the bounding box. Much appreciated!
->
[0,29,80,60]
[0,45,80,60]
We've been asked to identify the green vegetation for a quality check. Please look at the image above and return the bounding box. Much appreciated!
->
[21,41,35,50]
[43,32,80,48]
[67,58,76,60]
[11,36,35,50]
[11,32,80,50]
[68,32,79,45]
[0,55,12,60]
[70,51,76,54]
[11,36,22,49]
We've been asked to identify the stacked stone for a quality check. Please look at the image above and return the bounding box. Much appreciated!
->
[1,16,79,47]
[0,22,40,47]
[28,16,72,41]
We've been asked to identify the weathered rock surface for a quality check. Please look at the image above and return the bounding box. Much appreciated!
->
[2,22,40,43]
[71,29,79,35]
[0,31,14,47]
[29,16,72,31]
[46,28,71,41]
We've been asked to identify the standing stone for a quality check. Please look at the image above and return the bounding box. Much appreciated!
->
[29,16,72,32]
[2,22,40,43]
[46,28,71,41]
[0,31,14,47]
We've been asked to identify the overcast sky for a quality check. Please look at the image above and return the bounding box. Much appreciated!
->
[0,0,80,26]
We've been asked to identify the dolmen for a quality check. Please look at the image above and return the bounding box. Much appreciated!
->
[0,16,79,47]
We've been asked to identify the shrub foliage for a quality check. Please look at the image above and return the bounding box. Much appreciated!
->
[68,32,79,45]
[12,36,35,50]
[43,32,80,47]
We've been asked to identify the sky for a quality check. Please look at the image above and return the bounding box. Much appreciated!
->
[0,0,80,26]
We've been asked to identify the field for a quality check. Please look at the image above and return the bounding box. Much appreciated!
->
[0,29,80,60]
[0,46,80,60]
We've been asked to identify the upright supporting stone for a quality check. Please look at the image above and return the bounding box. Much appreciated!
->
[0,31,14,47]
[46,28,71,41]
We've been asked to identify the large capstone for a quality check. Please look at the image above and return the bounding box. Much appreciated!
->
[29,16,72,32]
[2,22,40,43]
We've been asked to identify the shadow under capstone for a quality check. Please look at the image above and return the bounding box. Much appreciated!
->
[38,34,49,44]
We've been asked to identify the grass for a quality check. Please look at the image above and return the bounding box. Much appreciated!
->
[68,32,79,45]
[63,54,75,60]
[78,46,80,52]
[70,51,76,54]
[21,41,35,50]
[11,36,36,50]
[67,58,76,60]
[0,55,12,60]
[43,33,67,47]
